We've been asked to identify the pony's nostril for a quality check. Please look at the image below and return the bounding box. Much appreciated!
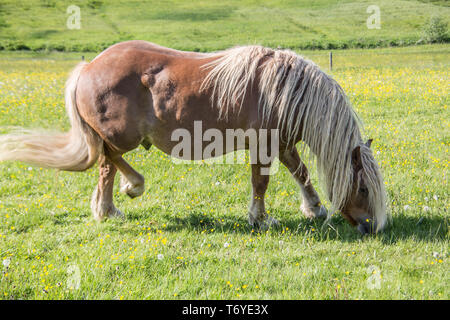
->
[357,223,369,235]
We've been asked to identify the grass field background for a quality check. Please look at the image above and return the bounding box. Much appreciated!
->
[0,43,448,299]
[0,0,449,51]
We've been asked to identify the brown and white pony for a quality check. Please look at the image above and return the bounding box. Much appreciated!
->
[0,41,387,234]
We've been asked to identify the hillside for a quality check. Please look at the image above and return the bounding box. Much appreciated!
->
[0,0,449,52]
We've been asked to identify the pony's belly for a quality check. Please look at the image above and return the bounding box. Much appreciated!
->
[145,132,248,161]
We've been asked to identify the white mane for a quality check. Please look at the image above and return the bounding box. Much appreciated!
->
[201,45,387,230]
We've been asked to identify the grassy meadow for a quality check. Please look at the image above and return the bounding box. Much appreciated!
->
[0,0,449,52]
[0,44,448,300]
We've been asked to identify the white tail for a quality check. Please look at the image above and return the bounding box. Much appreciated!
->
[0,62,102,171]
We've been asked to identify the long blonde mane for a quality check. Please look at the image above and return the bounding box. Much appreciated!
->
[200,45,387,230]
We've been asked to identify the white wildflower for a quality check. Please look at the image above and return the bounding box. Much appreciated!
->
[3,258,11,268]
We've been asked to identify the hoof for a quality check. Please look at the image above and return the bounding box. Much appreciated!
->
[109,207,125,220]
[249,214,279,230]
[93,207,125,222]
[92,194,125,221]
[120,182,144,198]
[120,175,145,198]
[300,203,328,219]
[94,208,125,222]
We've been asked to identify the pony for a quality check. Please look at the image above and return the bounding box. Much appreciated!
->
[0,40,388,234]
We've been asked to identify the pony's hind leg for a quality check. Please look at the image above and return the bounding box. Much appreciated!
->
[107,153,145,199]
[248,163,279,229]
[91,154,124,221]
[279,148,327,219]
[117,145,150,199]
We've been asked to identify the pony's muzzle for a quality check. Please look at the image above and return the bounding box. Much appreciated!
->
[357,217,377,235]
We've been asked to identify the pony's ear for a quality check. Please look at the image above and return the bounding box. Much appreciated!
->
[365,139,373,148]
[351,146,363,171]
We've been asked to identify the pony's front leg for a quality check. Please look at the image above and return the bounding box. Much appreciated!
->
[248,163,279,229]
[91,155,124,221]
[279,148,327,219]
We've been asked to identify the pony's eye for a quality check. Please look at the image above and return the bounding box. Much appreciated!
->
[359,187,368,195]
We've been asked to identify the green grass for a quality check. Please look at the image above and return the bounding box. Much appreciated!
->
[0,0,449,52]
[0,44,448,300]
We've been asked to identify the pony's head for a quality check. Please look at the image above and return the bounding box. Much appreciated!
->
[340,139,388,234]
